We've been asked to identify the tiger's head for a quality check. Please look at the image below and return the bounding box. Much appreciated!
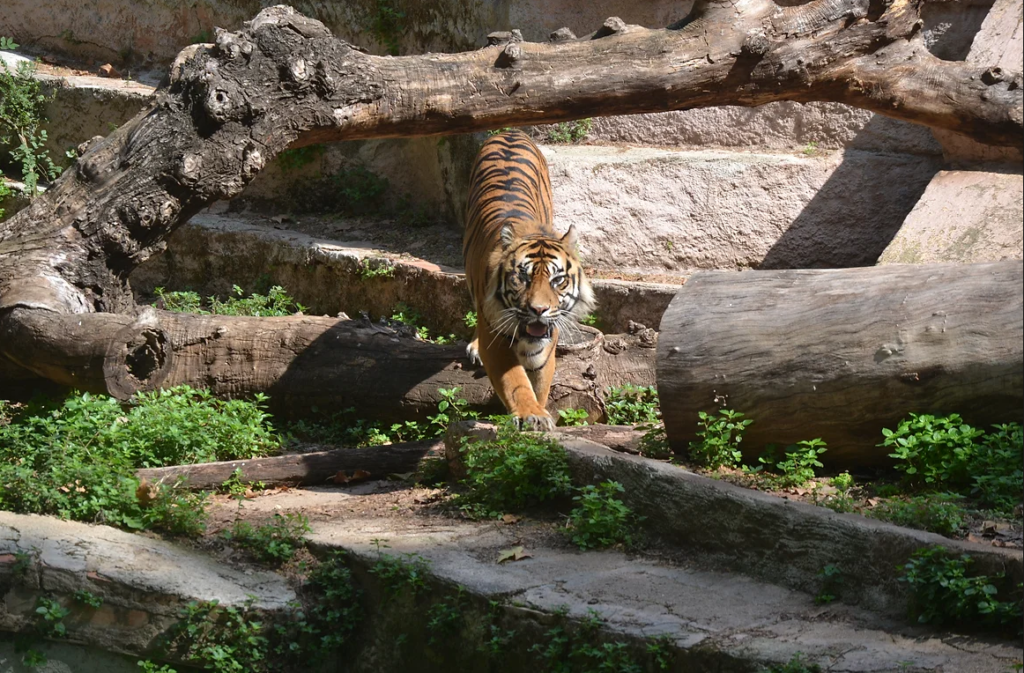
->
[485,224,595,343]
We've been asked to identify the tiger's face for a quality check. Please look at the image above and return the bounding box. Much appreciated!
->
[486,225,595,343]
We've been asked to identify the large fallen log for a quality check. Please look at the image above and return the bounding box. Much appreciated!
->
[136,439,445,490]
[656,261,1024,467]
[138,424,644,490]
[0,308,656,420]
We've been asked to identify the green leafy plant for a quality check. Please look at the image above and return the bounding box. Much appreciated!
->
[566,481,637,550]
[426,587,466,645]
[830,472,854,491]
[456,420,573,519]
[580,313,600,327]
[0,173,11,220]
[869,493,968,537]
[463,311,478,328]
[882,414,1022,512]
[170,598,269,673]
[0,52,61,195]
[898,546,1022,633]
[74,589,103,609]
[0,388,276,532]
[390,301,458,344]
[486,127,514,136]
[759,439,828,488]
[370,0,405,55]
[0,37,19,50]
[137,661,178,673]
[277,144,323,172]
[815,564,842,605]
[220,468,266,502]
[557,408,589,427]
[882,413,984,488]
[636,422,672,459]
[224,513,310,565]
[34,597,70,638]
[369,549,431,599]
[154,284,305,316]
[359,257,396,280]
[687,408,752,469]
[604,384,660,425]
[546,118,593,144]
[428,386,478,434]
[270,551,362,666]
[764,652,822,673]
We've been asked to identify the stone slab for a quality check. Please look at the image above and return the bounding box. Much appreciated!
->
[879,170,1024,264]
[543,145,941,273]
[0,512,295,655]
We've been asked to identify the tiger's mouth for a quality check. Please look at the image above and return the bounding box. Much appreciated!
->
[523,321,554,340]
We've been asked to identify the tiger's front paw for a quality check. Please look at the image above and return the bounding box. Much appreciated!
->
[465,338,482,366]
[517,412,555,432]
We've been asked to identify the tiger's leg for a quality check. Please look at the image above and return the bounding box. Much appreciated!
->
[477,319,554,431]
[465,333,482,366]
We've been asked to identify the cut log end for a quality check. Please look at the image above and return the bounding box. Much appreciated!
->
[103,324,174,399]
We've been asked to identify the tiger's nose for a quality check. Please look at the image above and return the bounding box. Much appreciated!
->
[529,304,551,317]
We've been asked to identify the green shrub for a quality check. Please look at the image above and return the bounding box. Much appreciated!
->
[882,414,1022,512]
[869,493,968,537]
[881,413,984,488]
[0,52,61,194]
[604,384,660,425]
[456,421,573,518]
[546,119,592,144]
[566,481,637,550]
[224,513,310,565]
[0,387,278,531]
[757,439,827,488]
[154,284,305,316]
[899,546,1022,633]
[557,408,589,427]
[687,409,752,469]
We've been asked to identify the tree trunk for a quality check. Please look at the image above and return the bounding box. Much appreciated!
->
[0,3,1020,404]
[0,308,656,420]
[136,424,645,491]
[656,261,1024,467]
[136,439,445,490]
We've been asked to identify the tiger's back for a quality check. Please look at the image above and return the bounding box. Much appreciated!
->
[463,130,556,304]
[462,130,594,430]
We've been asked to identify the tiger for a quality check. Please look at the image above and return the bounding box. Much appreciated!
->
[463,130,595,431]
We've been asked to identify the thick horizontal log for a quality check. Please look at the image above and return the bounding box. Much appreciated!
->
[656,261,1024,467]
[136,439,444,490]
[138,424,643,491]
[0,308,656,420]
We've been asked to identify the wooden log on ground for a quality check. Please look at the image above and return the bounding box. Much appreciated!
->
[656,261,1024,467]
[137,439,444,490]
[0,307,656,421]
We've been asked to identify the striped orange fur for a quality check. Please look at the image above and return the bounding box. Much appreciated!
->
[463,130,595,430]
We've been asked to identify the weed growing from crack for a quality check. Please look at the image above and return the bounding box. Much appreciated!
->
[454,420,573,519]
[898,546,1023,634]
[566,481,638,550]
[224,513,311,565]
[688,408,752,469]
[604,384,660,426]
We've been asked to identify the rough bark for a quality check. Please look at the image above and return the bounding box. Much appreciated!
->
[0,308,656,420]
[0,3,1020,402]
[136,440,445,490]
[136,424,643,491]
[656,261,1024,467]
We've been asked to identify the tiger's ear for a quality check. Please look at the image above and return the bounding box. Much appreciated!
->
[560,225,579,253]
[500,223,516,249]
